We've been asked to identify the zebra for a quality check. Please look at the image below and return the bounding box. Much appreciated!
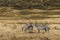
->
[22,23,33,32]
[22,23,50,33]
[34,23,50,33]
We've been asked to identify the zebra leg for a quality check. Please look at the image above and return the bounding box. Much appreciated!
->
[31,27,33,31]
[47,27,50,32]
[22,27,24,31]
[22,27,27,32]
[44,28,47,32]
[35,27,40,33]
[44,28,49,32]
[24,28,27,32]
[37,28,40,33]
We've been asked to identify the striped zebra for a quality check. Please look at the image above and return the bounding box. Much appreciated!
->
[22,23,33,32]
[34,23,50,33]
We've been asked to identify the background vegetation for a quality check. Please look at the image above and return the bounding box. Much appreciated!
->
[0,0,60,9]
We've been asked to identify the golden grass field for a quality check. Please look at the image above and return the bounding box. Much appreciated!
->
[0,7,60,40]
[0,20,60,40]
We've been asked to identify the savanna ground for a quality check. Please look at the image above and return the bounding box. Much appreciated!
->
[0,7,60,40]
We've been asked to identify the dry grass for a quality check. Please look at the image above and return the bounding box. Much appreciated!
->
[0,7,60,40]
[0,20,60,40]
